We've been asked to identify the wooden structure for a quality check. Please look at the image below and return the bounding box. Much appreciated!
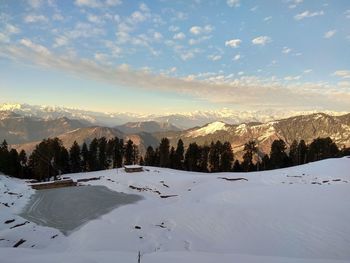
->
[124,165,143,173]
[29,179,76,190]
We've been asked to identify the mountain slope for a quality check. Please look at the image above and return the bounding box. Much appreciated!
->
[115,121,181,134]
[0,112,87,144]
[0,158,350,262]
[154,113,350,157]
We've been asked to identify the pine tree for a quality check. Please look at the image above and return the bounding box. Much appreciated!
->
[18,149,28,178]
[81,142,89,172]
[132,144,139,165]
[169,146,176,168]
[184,142,201,171]
[289,140,299,166]
[220,142,234,172]
[88,138,99,171]
[297,140,308,165]
[144,146,156,166]
[261,154,270,170]
[69,141,81,173]
[199,145,210,172]
[174,139,184,170]
[233,160,242,172]
[308,137,339,162]
[159,138,170,167]
[269,139,289,169]
[124,139,134,165]
[242,140,256,172]
[209,141,221,172]
[98,137,109,170]
[0,140,9,175]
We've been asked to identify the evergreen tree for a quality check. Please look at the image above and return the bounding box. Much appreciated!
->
[159,138,170,167]
[220,142,234,172]
[124,139,134,165]
[132,144,139,165]
[308,137,339,162]
[209,141,221,172]
[69,141,81,173]
[184,142,201,171]
[232,160,243,172]
[8,149,20,177]
[144,146,156,166]
[169,146,176,168]
[269,139,289,169]
[0,140,9,175]
[199,145,210,172]
[81,142,89,172]
[261,154,270,170]
[289,140,299,166]
[98,137,109,170]
[88,138,99,171]
[174,139,184,170]
[242,140,256,172]
[18,149,28,178]
[297,140,308,165]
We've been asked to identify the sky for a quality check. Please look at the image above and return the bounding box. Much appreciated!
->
[0,0,350,114]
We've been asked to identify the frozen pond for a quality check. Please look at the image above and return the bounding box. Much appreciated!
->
[19,185,142,235]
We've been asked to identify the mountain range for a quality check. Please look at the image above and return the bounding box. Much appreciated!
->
[1,103,349,158]
[2,103,346,129]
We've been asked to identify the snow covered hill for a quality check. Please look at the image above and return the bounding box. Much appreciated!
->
[0,157,350,263]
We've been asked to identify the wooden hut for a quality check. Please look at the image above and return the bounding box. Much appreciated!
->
[124,165,143,173]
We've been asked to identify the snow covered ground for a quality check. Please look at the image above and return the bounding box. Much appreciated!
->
[0,157,350,263]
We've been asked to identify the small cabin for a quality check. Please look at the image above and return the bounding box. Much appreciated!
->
[124,165,143,173]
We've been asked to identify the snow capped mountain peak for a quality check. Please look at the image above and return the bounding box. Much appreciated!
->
[187,121,229,137]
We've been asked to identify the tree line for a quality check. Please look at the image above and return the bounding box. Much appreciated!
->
[0,136,349,181]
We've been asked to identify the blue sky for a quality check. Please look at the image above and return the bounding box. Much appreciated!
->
[0,0,350,113]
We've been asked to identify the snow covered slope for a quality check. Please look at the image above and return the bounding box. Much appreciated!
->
[0,157,350,263]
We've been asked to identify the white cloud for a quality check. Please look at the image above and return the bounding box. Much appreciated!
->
[24,14,48,23]
[252,36,271,46]
[263,16,272,22]
[226,0,240,8]
[173,32,186,40]
[94,52,109,63]
[53,36,69,48]
[5,24,20,34]
[190,26,201,35]
[188,35,211,45]
[0,33,9,43]
[168,25,179,32]
[2,42,350,110]
[153,32,163,41]
[28,0,44,9]
[180,51,194,61]
[282,46,292,54]
[333,70,350,79]
[233,54,241,61]
[345,10,350,19]
[284,75,302,81]
[75,0,101,8]
[106,0,122,6]
[208,54,222,61]
[53,13,64,21]
[189,25,213,35]
[294,10,324,20]
[324,30,336,39]
[304,69,312,74]
[225,39,241,48]
[288,0,303,9]
[87,14,104,24]
[19,38,50,56]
